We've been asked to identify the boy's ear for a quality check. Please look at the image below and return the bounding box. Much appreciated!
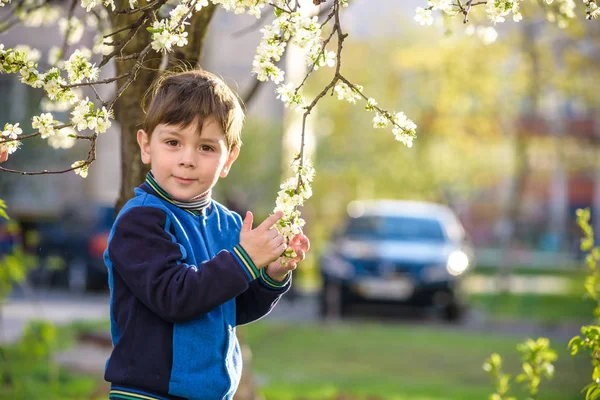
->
[220,146,240,178]
[137,129,151,165]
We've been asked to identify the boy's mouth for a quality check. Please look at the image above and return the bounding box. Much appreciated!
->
[174,176,196,184]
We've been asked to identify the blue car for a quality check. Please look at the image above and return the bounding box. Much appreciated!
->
[319,200,474,321]
[28,204,114,293]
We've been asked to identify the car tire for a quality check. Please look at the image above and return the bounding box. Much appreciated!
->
[319,280,346,319]
[67,257,88,293]
[442,302,465,323]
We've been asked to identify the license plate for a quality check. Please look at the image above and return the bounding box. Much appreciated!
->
[356,278,414,300]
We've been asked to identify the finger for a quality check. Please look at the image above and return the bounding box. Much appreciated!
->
[286,261,297,270]
[293,249,305,262]
[257,211,284,231]
[278,241,287,253]
[0,151,7,163]
[274,234,286,248]
[289,234,301,247]
[268,228,279,240]
[241,211,253,232]
[298,235,310,251]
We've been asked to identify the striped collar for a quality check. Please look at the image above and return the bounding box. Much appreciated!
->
[143,171,211,216]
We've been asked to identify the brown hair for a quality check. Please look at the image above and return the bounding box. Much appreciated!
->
[141,69,245,150]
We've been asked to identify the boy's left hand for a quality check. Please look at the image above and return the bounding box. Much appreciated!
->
[265,232,310,282]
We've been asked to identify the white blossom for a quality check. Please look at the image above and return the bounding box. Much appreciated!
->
[48,127,76,149]
[429,0,454,12]
[150,19,189,52]
[14,45,40,63]
[92,33,113,56]
[588,1,600,19]
[365,98,378,111]
[32,112,56,139]
[334,82,362,104]
[71,160,88,178]
[19,5,61,27]
[372,113,388,129]
[64,48,99,84]
[273,156,315,264]
[70,97,112,133]
[59,17,85,45]
[212,0,269,17]
[275,82,305,112]
[0,123,22,155]
[194,0,209,10]
[80,0,100,12]
[415,7,434,25]
[47,47,63,67]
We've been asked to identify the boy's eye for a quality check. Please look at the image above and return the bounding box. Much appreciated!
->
[200,145,214,152]
[166,140,179,146]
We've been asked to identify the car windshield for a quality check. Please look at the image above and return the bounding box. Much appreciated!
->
[344,216,447,243]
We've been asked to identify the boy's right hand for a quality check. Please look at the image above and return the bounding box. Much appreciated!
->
[239,211,286,268]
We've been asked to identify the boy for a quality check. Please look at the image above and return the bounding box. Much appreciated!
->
[104,69,310,400]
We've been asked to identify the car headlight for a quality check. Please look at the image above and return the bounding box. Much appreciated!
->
[446,251,469,276]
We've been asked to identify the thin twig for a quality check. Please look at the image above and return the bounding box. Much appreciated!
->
[463,0,473,23]
[62,72,131,88]
[114,0,162,15]
[0,135,97,175]
[0,124,72,145]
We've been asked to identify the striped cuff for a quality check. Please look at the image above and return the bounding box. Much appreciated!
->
[232,244,259,281]
[109,386,170,400]
[259,267,291,290]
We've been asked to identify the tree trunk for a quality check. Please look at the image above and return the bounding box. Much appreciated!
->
[110,4,256,398]
[111,0,160,213]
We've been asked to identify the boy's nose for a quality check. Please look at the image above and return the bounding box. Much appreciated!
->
[179,149,196,167]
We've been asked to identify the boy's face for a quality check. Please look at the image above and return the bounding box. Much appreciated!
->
[137,117,239,202]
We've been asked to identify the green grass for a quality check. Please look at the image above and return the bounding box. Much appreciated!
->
[475,265,587,277]
[241,321,591,400]
[470,292,596,322]
[0,320,108,400]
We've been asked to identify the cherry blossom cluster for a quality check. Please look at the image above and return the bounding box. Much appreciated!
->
[273,156,315,265]
[71,97,112,134]
[365,98,417,148]
[0,123,22,155]
[584,0,600,19]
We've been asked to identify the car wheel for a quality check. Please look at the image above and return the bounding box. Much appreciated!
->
[441,302,465,323]
[68,257,88,293]
[319,280,346,319]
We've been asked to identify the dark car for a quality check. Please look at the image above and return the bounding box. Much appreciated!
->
[28,204,114,292]
[319,200,474,321]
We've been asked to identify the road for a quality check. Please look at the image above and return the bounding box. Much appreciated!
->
[1,286,582,346]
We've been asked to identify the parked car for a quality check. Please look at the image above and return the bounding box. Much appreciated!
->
[27,204,114,293]
[0,218,20,256]
[319,200,474,321]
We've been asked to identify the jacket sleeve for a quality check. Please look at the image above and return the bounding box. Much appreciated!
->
[108,206,258,323]
[235,267,291,326]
